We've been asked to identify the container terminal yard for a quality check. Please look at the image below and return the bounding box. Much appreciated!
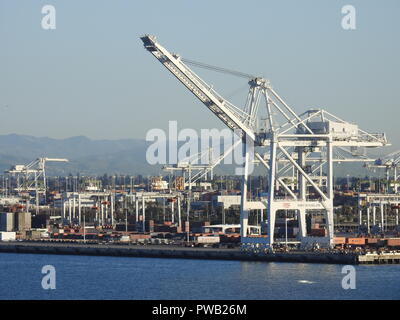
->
[1,35,400,265]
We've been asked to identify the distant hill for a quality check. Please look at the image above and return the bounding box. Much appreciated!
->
[0,134,161,176]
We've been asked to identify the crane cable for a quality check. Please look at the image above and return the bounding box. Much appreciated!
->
[182,58,257,80]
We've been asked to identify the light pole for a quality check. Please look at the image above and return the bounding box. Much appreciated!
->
[83,211,86,244]
[285,210,288,249]
[187,168,192,243]
[125,204,128,233]
[186,194,190,243]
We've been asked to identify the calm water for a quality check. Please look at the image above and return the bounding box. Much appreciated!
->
[0,253,399,300]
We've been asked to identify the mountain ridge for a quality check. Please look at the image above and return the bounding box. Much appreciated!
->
[0,134,159,175]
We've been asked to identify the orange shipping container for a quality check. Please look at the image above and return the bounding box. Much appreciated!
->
[347,238,365,245]
[130,234,151,240]
[333,237,346,244]
[387,238,400,247]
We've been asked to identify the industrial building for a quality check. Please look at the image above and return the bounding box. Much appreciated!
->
[0,212,14,232]
[14,212,31,232]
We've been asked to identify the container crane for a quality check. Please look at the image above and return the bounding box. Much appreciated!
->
[141,35,389,249]
[6,157,69,213]
[364,150,400,193]
[163,139,242,188]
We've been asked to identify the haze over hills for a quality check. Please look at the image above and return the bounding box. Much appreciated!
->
[0,134,241,176]
[0,134,387,178]
[0,134,240,176]
[0,134,160,176]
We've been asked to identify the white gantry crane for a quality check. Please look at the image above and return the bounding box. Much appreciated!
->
[6,157,68,213]
[141,35,388,248]
[364,150,400,193]
[163,139,241,189]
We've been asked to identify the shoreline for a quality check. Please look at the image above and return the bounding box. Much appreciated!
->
[0,241,360,265]
[1,241,399,265]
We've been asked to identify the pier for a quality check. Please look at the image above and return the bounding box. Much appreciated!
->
[357,252,400,264]
[1,241,397,265]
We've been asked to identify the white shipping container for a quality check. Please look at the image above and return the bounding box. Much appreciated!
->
[0,232,16,241]
[120,235,130,242]
[197,236,220,244]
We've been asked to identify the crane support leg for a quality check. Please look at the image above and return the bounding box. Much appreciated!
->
[135,198,139,222]
[267,139,277,246]
[325,206,335,244]
[240,141,250,238]
[298,209,307,238]
[373,206,376,226]
[326,139,334,244]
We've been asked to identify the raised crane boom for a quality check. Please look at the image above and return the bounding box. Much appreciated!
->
[140,35,256,141]
[141,34,390,248]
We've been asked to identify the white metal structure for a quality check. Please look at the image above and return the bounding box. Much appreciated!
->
[134,192,182,231]
[141,35,388,248]
[364,150,400,193]
[358,193,400,233]
[202,224,260,235]
[6,158,68,213]
[7,158,68,192]
[163,140,241,188]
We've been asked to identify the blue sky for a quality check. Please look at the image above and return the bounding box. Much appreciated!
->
[0,0,399,150]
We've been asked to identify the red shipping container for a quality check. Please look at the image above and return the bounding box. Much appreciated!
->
[310,228,326,237]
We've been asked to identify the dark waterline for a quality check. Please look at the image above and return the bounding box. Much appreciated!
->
[0,253,399,300]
